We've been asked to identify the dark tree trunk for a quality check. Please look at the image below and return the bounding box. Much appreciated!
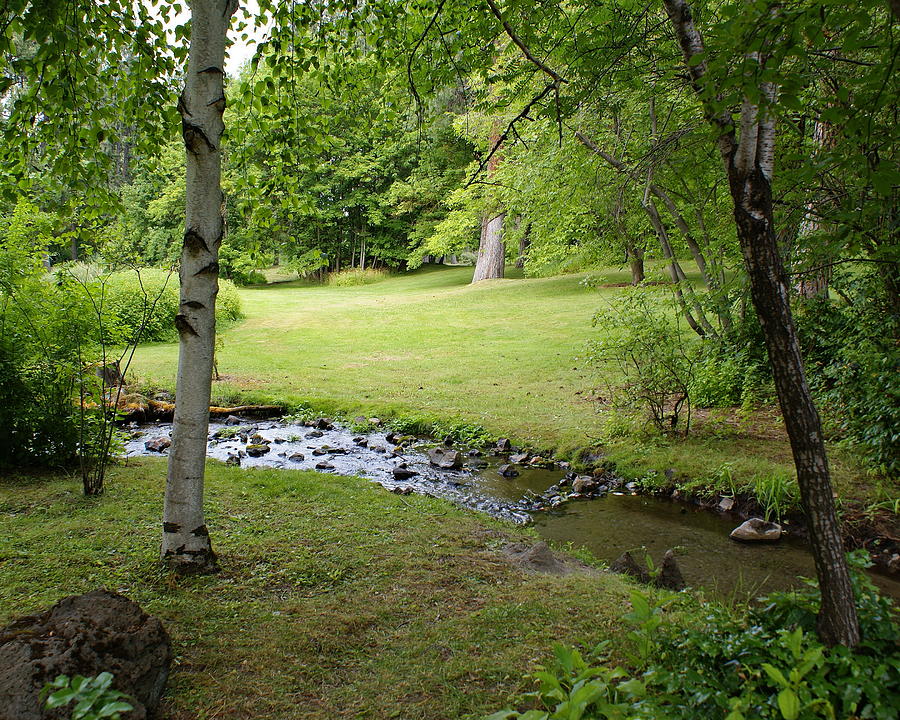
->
[663,0,859,646]
[515,222,531,270]
[626,242,645,284]
[731,169,858,646]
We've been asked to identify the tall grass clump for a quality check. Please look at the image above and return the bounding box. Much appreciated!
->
[327,268,389,287]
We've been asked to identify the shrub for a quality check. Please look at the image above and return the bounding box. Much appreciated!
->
[589,287,696,435]
[794,289,900,478]
[0,247,97,469]
[488,554,900,720]
[327,268,389,286]
[83,269,244,344]
[691,347,751,408]
[96,269,180,344]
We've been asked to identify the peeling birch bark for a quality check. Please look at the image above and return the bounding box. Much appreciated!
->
[162,0,238,572]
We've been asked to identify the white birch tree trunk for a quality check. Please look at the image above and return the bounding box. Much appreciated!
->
[162,0,238,570]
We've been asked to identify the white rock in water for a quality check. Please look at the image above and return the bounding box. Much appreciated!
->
[730,518,782,542]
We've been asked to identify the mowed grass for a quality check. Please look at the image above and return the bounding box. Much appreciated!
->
[0,460,646,719]
[134,265,605,449]
[131,263,875,503]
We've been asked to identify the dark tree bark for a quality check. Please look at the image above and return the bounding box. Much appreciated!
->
[626,242,645,284]
[663,0,860,646]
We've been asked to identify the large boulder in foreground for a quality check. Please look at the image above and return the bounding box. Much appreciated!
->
[0,590,172,719]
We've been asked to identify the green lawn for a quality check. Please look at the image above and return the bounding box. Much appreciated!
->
[134,265,612,448]
[0,460,650,719]
[131,263,877,504]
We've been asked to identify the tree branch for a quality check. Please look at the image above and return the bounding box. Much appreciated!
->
[465,81,556,186]
[661,0,736,162]
[484,0,567,85]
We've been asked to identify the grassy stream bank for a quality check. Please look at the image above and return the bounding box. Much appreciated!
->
[0,460,649,719]
[131,265,894,516]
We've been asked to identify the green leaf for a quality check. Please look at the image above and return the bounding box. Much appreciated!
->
[45,689,77,708]
[99,701,136,717]
[762,663,788,688]
[777,688,800,720]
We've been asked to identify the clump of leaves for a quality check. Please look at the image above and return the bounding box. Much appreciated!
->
[485,643,646,720]
[42,673,134,720]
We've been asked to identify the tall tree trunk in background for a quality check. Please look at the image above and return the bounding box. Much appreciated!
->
[664,0,860,647]
[472,127,505,283]
[162,0,237,571]
[796,118,834,298]
[359,224,366,270]
[472,212,506,281]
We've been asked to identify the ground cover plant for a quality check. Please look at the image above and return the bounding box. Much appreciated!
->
[489,559,900,719]
[0,459,643,719]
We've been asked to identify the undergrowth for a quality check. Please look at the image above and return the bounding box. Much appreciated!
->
[489,552,899,720]
[326,268,389,286]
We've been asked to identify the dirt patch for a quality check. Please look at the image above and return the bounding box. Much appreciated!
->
[502,541,595,576]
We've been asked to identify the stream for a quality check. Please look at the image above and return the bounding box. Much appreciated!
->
[126,418,900,601]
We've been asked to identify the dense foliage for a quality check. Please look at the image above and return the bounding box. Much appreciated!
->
[489,556,900,719]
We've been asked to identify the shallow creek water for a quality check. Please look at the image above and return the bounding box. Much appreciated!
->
[126,419,900,601]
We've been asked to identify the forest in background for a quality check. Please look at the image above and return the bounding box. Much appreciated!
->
[2,0,896,480]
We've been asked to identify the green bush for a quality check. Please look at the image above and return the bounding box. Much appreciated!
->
[97,269,180,344]
[691,347,751,408]
[0,232,97,469]
[85,269,244,344]
[794,290,900,478]
[489,554,900,720]
[327,268,389,286]
[589,287,696,435]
